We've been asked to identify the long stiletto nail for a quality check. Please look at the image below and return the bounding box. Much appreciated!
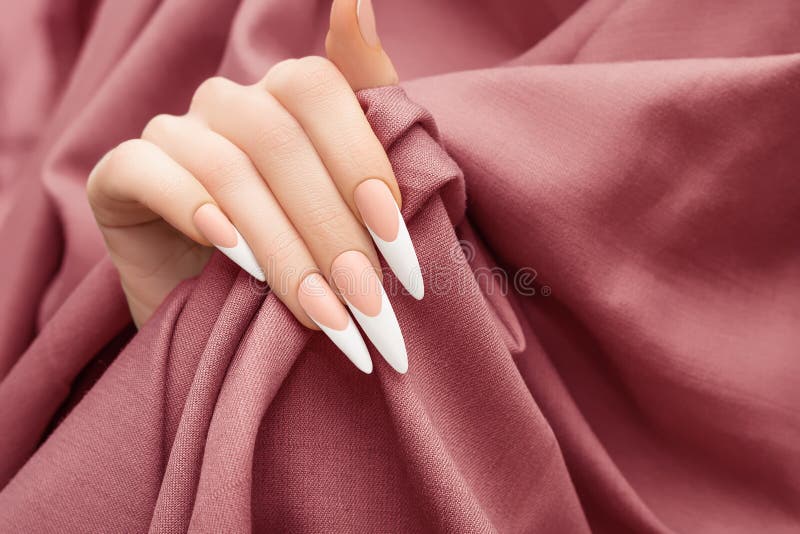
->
[298,273,373,373]
[356,0,380,47]
[354,179,424,300]
[193,204,265,282]
[331,250,408,373]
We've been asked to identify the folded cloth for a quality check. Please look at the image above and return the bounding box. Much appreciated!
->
[1,1,799,532]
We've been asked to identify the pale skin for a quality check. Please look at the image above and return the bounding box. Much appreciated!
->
[87,0,400,334]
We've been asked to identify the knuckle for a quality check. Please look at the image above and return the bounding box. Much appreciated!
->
[262,58,298,87]
[304,203,350,234]
[253,116,302,156]
[263,229,304,273]
[86,139,153,206]
[141,113,178,141]
[343,140,388,172]
[191,76,234,109]
[271,55,341,101]
[295,55,338,78]
[204,152,252,196]
[105,139,152,178]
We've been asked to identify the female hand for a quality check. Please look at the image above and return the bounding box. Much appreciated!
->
[87,0,419,374]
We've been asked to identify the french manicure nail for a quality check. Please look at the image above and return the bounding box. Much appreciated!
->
[193,204,266,282]
[354,179,424,300]
[331,250,408,373]
[356,0,380,47]
[298,273,373,373]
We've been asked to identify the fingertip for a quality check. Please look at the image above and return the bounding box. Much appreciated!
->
[327,0,358,39]
[326,0,398,90]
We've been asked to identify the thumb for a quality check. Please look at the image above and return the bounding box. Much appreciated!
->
[325,0,399,91]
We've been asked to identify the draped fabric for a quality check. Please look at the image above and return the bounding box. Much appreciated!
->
[1,1,799,532]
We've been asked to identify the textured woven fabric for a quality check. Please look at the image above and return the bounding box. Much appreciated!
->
[1,1,800,532]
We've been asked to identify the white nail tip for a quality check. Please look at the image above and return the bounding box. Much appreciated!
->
[367,204,424,301]
[313,317,373,374]
[216,228,266,282]
[345,290,408,374]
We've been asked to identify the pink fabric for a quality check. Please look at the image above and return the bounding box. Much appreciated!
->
[1,0,800,532]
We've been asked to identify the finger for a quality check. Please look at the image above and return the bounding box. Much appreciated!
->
[87,139,264,284]
[188,77,378,278]
[263,57,424,301]
[142,112,373,373]
[325,0,398,90]
[190,77,408,373]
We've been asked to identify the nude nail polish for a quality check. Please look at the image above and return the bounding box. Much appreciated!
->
[298,273,372,373]
[354,179,424,300]
[356,0,380,47]
[193,204,265,281]
[331,250,408,373]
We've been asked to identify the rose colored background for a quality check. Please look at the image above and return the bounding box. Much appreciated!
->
[1,0,799,532]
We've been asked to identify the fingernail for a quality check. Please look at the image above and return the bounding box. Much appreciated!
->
[298,273,373,373]
[356,0,380,47]
[193,204,266,282]
[331,250,408,373]
[354,179,424,300]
